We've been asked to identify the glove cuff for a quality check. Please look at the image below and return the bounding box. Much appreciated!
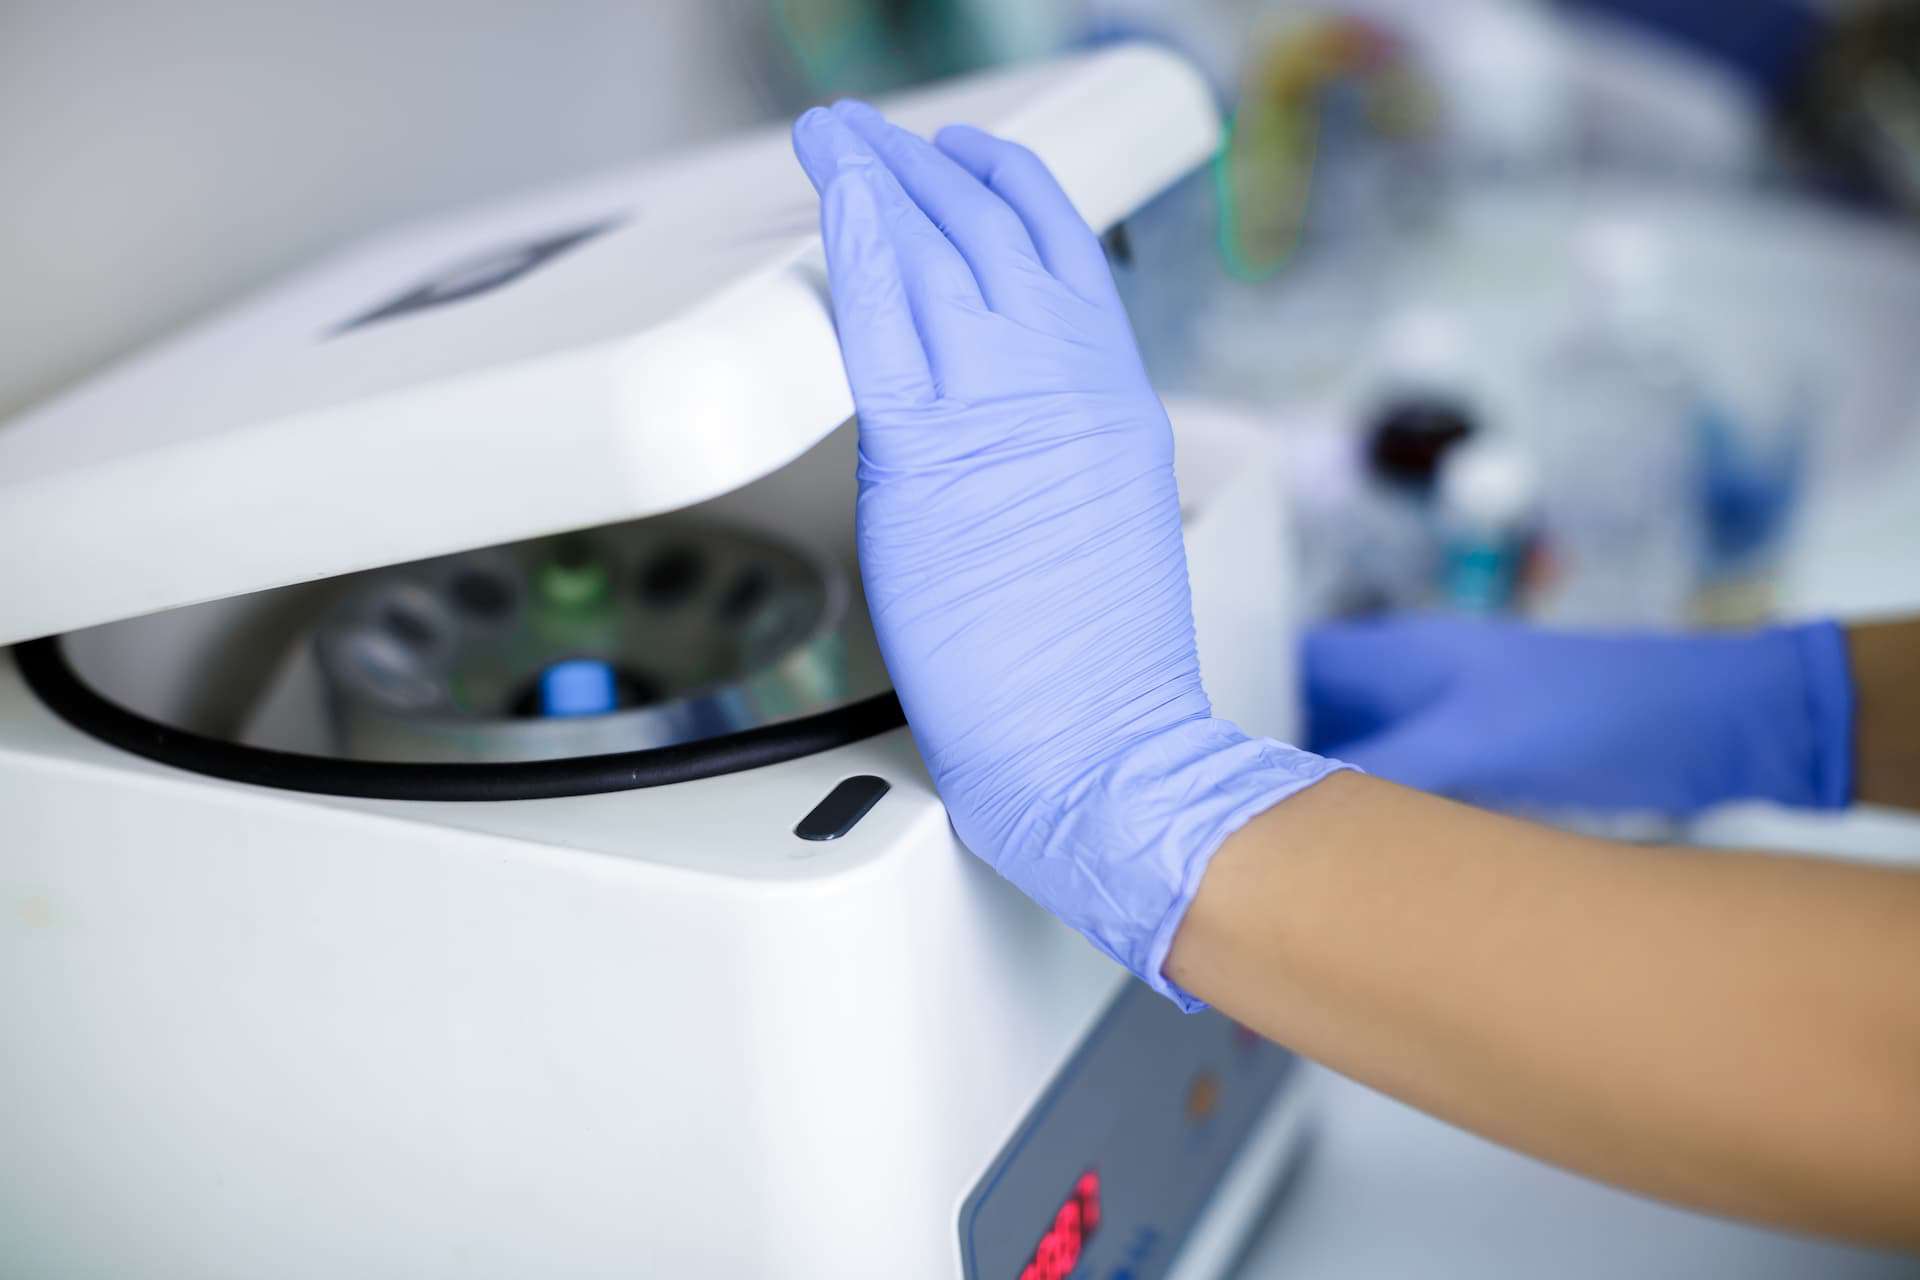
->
[1029,718,1351,1013]
[1789,620,1855,810]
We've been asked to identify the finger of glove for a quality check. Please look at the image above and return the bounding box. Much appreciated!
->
[795,111,937,406]
[817,169,937,409]
[794,108,986,376]
[934,124,1115,300]
[829,101,1051,321]
[1301,620,1453,752]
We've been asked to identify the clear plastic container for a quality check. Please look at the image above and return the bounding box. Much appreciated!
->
[1528,222,1707,627]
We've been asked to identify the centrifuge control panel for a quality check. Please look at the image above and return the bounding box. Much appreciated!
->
[959,983,1297,1280]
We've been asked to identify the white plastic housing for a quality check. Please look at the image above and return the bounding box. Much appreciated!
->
[0,44,1217,647]
[0,400,1302,1276]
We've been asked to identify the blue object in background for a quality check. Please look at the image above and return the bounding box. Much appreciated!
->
[1697,398,1807,575]
[539,659,618,718]
[1563,0,1825,101]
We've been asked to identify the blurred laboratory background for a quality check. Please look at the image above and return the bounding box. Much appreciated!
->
[5,3,1920,1275]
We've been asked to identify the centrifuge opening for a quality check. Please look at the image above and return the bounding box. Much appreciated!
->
[16,421,908,800]
[16,636,904,802]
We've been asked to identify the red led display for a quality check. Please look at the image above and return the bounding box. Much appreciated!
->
[1017,1169,1101,1280]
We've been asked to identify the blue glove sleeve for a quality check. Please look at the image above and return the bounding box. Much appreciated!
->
[1305,616,1855,815]
[792,102,1349,1009]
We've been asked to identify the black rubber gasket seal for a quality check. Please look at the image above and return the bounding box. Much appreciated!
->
[15,635,906,803]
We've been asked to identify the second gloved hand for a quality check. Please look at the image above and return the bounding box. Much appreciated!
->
[1305,616,1854,816]
[792,102,1346,1008]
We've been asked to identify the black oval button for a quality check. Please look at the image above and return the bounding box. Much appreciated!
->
[794,776,890,841]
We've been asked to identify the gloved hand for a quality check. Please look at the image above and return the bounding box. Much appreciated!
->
[1305,616,1854,816]
[791,102,1347,1008]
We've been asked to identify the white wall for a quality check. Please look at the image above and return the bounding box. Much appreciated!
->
[0,0,775,420]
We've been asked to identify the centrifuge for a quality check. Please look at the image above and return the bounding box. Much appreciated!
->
[0,47,1310,1277]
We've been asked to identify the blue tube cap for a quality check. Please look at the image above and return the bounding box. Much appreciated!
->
[539,659,618,718]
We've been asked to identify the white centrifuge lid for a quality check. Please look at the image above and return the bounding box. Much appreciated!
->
[0,45,1216,646]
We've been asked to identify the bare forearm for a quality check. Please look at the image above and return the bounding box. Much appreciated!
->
[1851,619,1920,810]
[1168,773,1920,1249]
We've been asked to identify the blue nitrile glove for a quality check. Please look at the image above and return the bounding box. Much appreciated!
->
[1305,616,1855,815]
[791,101,1348,1009]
